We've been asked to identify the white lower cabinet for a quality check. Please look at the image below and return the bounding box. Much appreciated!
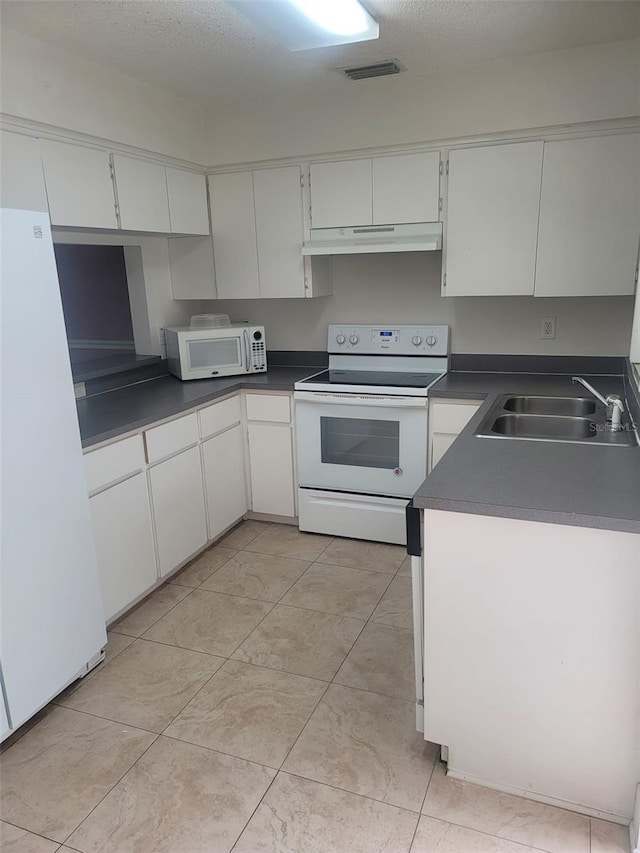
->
[148,445,208,577]
[247,423,295,517]
[202,423,247,540]
[89,473,157,622]
[429,399,482,471]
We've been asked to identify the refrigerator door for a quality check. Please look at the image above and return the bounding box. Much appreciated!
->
[0,208,106,732]
[406,501,424,733]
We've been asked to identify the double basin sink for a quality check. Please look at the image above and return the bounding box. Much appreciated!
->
[476,394,637,447]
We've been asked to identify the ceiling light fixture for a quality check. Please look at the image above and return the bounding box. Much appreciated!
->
[229,0,379,51]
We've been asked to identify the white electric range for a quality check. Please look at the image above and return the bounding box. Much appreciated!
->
[294,323,449,545]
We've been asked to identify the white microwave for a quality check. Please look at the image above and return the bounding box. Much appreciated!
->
[165,324,267,380]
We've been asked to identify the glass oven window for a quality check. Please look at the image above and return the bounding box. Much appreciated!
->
[320,416,400,469]
[187,337,240,370]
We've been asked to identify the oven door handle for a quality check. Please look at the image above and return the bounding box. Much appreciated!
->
[294,391,428,409]
[243,329,251,373]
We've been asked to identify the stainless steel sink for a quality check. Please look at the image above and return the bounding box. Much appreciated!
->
[475,393,637,447]
[490,414,596,440]
[503,396,596,417]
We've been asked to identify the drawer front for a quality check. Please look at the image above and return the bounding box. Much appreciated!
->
[430,401,481,435]
[84,434,145,494]
[198,396,242,439]
[246,393,291,424]
[145,412,199,463]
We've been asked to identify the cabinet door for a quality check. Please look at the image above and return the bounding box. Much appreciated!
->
[40,140,117,228]
[169,237,217,299]
[0,131,48,212]
[373,152,440,224]
[149,445,208,577]
[247,423,295,517]
[202,424,247,540]
[112,154,171,232]
[166,167,210,235]
[89,473,158,622]
[209,172,260,299]
[310,159,372,228]
[254,166,305,298]
[444,142,543,296]
[430,434,457,470]
[535,134,640,297]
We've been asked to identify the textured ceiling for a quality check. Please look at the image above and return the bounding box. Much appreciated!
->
[2,0,639,111]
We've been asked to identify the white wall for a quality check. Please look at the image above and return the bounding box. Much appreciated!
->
[206,38,640,165]
[0,28,206,164]
[52,232,211,355]
[211,253,634,356]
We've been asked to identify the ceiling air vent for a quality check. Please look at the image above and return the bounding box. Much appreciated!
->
[341,60,403,81]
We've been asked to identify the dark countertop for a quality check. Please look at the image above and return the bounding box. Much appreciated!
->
[78,367,313,448]
[415,372,640,534]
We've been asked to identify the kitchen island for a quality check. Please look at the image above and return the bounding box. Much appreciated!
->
[411,366,640,829]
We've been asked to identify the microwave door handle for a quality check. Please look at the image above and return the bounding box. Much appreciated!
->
[243,329,251,372]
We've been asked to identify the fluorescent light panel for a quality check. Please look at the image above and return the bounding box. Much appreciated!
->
[229,0,379,51]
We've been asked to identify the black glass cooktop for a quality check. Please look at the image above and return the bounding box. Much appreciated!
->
[300,369,444,388]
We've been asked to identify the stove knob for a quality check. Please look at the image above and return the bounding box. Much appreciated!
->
[335,334,346,345]
[349,334,359,345]
[426,335,438,347]
[411,335,422,347]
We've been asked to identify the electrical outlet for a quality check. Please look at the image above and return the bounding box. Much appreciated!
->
[540,317,556,340]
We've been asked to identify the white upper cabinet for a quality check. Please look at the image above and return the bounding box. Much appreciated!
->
[166,167,210,235]
[310,158,372,228]
[372,151,441,224]
[253,166,305,298]
[443,142,543,296]
[0,131,48,212]
[209,171,260,299]
[209,166,330,299]
[169,236,217,300]
[40,139,118,229]
[310,152,441,229]
[534,134,640,297]
[112,154,171,233]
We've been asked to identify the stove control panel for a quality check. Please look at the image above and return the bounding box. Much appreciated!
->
[328,324,449,356]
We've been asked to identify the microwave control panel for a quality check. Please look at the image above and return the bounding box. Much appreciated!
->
[249,327,267,372]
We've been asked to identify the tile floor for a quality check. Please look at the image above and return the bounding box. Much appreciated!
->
[0,521,631,853]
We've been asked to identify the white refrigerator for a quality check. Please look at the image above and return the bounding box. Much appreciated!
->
[0,208,107,740]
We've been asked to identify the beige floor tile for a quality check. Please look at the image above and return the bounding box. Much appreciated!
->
[591,818,630,853]
[245,524,333,561]
[283,684,437,812]
[66,736,275,853]
[232,604,364,680]
[397,556,412,577]
[0,706,155,843]
[110,584,191,637]
[220,520,272,550]
[61,639,223,733]
[143,589,273,656]
[422,763,590,853]
[320,537,406,574]
[280,562,391,619]
[234,772,419,853]
[0,822,60,853]
[371,576,413,629]
[411,815,539,853]
[55,631,138,705]
[335,622,415,701]
[165,660,326,767]
[169,544,238,588]
[200,550,310,602]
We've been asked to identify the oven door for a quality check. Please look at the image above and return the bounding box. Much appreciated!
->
[294,391,428,497]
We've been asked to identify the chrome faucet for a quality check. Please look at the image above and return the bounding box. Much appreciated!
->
[572,376,625,431]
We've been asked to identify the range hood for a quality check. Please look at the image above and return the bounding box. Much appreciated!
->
[302,222,442,255]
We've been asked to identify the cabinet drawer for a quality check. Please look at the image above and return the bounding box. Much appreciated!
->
[430,401,481,435]
[85,434,145,494]
[145,412,199,463]
[198,396,242,439]
[246,393,291,424]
